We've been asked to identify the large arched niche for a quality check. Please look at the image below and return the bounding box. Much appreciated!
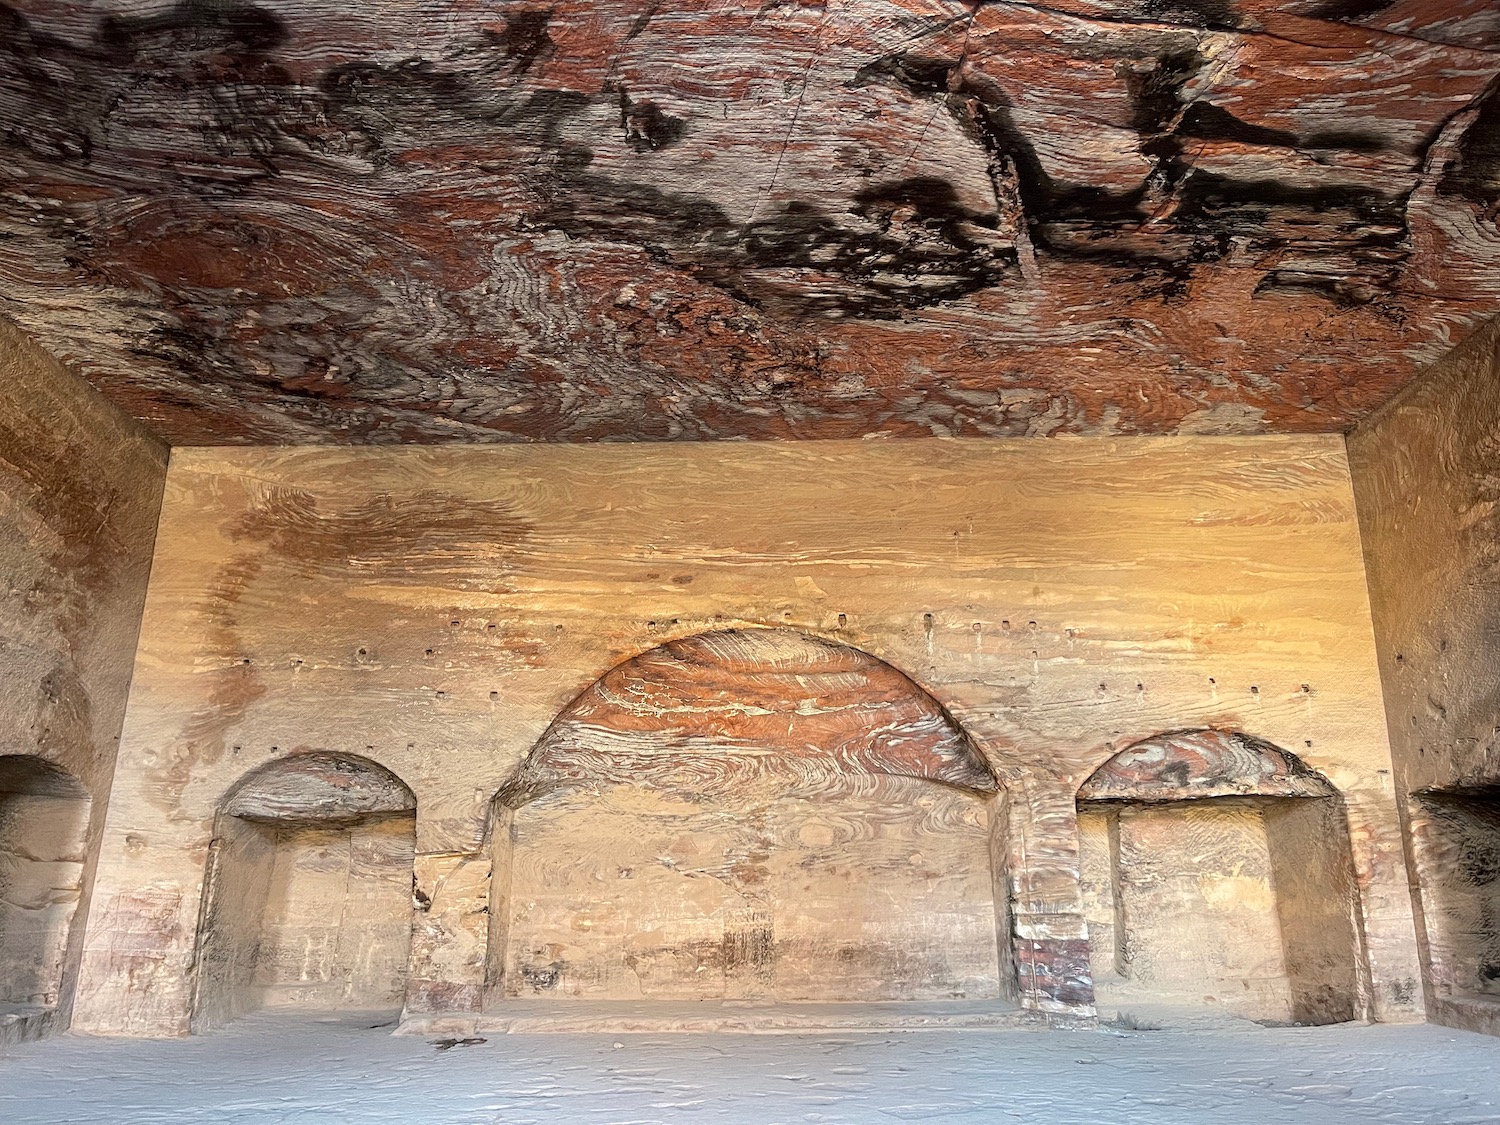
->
[1075,729,1367,1025]
[486,628,1012,1007]
[0,756,90,1025]
[191,752,417,1032]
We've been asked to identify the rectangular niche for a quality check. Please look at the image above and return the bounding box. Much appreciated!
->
[255,816,416,1009]
[1078,796,1360,1024]
[1410,787,1500,1004]
[0,758,90,1023]
[194,811,416,1026]
[495,775,1002,1003]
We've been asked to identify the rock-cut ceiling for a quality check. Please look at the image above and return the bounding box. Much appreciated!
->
[1,0,1498,444]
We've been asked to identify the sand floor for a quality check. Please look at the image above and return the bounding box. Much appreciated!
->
[3,1006,1500,1125]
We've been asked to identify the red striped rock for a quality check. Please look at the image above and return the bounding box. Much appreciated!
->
[499,628,998,804]
[1,0,1497,442]
[1078,728,1336,802]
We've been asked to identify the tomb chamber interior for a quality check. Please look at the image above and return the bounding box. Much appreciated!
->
[44,437,1438,1037]
[0,757,90,1018]
[191,754,418,1031]
[1077,730,1365,1026]
[484,629,1012,1006]
[5,0,1500,1063]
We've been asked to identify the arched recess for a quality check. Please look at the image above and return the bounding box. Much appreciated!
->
[191,753,417,1031]
[1075,729,1366,1025]
[0,756,90,1018]
[487,628,1010,1005]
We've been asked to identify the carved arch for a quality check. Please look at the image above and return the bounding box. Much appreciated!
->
[0,754,91,1026]
[1078,728,1335,803]
[192,752,418,1032]
[483,628,1014,1009]
[221,751,416,823]
[496,627,998,807]
[1074,727,1365,1025]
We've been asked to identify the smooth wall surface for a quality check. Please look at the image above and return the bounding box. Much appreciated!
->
[75,437,1421,1033]
[0,318,168,1040]
[1350,316,1500,1034]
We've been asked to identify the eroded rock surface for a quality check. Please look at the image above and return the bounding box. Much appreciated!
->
[2,0,1498,442]
[500,628,998,805]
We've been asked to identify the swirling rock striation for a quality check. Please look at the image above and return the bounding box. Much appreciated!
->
[1079,727,1336,801]
[498,628,998,805]
[1,1,1498,442]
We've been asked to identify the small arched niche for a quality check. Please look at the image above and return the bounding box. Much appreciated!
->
[1408,783,1500,1005]
[0,756,90,1021]
[191,753,417,1032]
[1076,729,1364,1025]
[487,628,1010,1007]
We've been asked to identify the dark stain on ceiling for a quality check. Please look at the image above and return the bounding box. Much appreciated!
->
[2,0,1498,444]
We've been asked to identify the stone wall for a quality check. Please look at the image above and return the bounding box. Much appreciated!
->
[0,319,168,1042]
[505,775,1000,1003]
[1350,316,1500,1035]
[73,437,1422,1035]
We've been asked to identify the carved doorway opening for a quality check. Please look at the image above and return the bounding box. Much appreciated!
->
[1077,730,1366,1025]
[486,629,1010,1008]
[191,753,417,1032]
[1409,786,1500,1009]
[0,756,90,1024]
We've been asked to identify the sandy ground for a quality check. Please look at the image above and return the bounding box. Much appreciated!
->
[3,1008,1500,1125]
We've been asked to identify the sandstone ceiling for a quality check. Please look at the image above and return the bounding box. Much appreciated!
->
[2,0,1498,444]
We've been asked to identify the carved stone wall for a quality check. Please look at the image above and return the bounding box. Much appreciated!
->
[191,753,418,1030]
[1350,317,1500,1036]
[494,630,1003,1004]
[504,776,1001,1003]
[73,436,1419,1034]
[0,319,168,1044]
[1406,790,1500,1014]
[492,630,1008,1008]
[0,758,91,1020]
[1077,731,1364,1025]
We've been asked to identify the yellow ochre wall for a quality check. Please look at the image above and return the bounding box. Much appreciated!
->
[1351,317,1500,1035]
[72,437,1422,1034]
